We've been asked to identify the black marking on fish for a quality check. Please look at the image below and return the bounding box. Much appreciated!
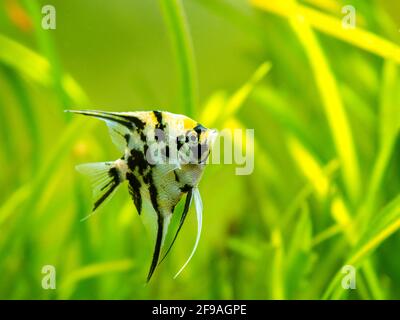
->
[194,143,209,164]
[128,148,149,175]
[126,172,142,215]
[147,171,161,216]
[180,184,192,193]
[139,131,147,143]
[176,135,184,150]
[146,168,164,282]
[147,214,164,282]
[153,111,166,130]
[93,167,120,212]
[79,112,134,129]
[158,188,192,266]
[107,113,146,131]
[142,168,150,185]
[173,170,180,183]
[193,123,207,135]
[160,145,170,159]
[111,113,147,143]
[188,124,209,164]
[93,185,118,211]
[109,167,120,183]
[124,134,130,144]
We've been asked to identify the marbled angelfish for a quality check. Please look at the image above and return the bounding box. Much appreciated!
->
[67,110,217,282]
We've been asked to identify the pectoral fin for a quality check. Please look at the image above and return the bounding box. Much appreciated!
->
[174,187,203,278]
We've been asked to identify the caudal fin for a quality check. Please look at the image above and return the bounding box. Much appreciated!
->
[76,161,122,220]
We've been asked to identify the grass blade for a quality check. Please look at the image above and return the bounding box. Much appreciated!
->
[357,61,400,228]
[1,65,40,168]
[251,0,400,64]
[323,194,400,299]
[287,9,361,203]
[201,62,271,127]
[59,259,135,299]
[159,0,197,117]
[0,33,88,105]
[22,0,71,109]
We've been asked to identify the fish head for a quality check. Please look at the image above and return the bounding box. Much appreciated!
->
[176,118,218,166]
[195,125,218,164]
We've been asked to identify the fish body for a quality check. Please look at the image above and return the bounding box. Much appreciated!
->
[67,110,217,281]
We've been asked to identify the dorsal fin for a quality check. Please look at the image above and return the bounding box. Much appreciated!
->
[65,110,141,152]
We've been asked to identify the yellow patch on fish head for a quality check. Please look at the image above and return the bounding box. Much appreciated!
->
[183,117,197,130]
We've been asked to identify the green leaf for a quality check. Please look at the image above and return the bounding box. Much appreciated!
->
[323,194,400,299]
[0,33,87,105]
[251,0,400,63]
[159,0,197,117]
[59,260,135,299]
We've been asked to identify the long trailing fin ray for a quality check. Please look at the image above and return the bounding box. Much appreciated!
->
[158,189,193,265]
[76,161,121,221]
[174,187,202,279]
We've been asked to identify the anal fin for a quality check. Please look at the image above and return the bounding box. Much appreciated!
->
[147,216,164,282]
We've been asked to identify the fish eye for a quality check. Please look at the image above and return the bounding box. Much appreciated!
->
[185,130,197,144]
[186,131,198,144]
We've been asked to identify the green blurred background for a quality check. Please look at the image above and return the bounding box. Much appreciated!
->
[0,0,399,299]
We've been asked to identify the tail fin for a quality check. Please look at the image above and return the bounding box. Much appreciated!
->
[76,161,122,220]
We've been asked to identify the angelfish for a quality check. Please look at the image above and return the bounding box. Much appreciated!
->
[67,110,217,282]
